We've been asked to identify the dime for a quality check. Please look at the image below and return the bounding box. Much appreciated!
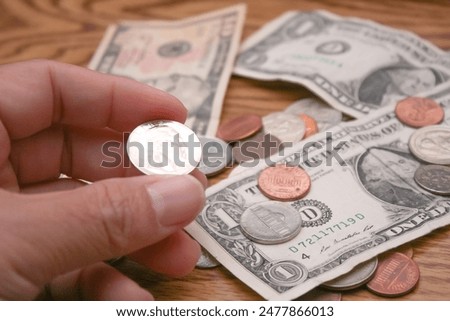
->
[366,252,420,297]
[197,136,232,177]
[240,201,302,245]
[285,98,342,131]
[196,247,221,269]
[414,164,450,196]
[408,125,450,165]
[395,97,444,128]
[127,120,202,175]
[257,164,311,201]
[299,114,319,138]
[297,288,342,301]
[216,114,262,142]
[321,257,378,291]
[262,112,305,143]
[232,132,282,164]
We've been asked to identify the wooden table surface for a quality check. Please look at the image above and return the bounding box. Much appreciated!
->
[1,0,450,301]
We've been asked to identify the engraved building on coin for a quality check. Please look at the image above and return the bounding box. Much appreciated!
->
[127,120,202,175]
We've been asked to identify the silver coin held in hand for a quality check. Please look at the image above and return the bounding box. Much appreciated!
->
[127,120,202,175]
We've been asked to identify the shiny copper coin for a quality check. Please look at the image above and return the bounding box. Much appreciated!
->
[366,252,420,297]
[299,113,319,138]
[258,164,311,201]
[216,114,262,142]
[395,97,444,128]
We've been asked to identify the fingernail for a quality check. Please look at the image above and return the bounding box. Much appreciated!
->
[146,175,205,227]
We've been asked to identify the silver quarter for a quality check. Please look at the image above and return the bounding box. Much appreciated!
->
[321,257,378,291]
[196,247,221,269]
[408,125,450,165]
[414,164,450,196]
[240,201,302,245]
[197,136,232,177]
[262,112,305,143]
[284,98,342,131]
[127,120,202,175]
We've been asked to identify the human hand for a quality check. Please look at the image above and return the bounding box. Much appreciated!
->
[0,60,206,300]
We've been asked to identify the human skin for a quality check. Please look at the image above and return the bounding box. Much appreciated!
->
[0,60,206,300]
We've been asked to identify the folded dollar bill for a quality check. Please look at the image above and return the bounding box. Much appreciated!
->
[234,10,450,118]
[186,84,450,300]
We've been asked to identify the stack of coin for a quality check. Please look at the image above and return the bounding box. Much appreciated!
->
[395,97,450,196]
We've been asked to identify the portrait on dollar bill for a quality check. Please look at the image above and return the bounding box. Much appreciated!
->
[356,146,432,208]
[357,64,446,107]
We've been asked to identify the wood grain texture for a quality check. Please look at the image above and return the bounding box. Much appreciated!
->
[1,0,450,301]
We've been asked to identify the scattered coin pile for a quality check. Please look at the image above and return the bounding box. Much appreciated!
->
[193,97,450,300]
[197,97,343,178]
[195,98,341,267]
[298,96,448,300]
[395,97,450,196]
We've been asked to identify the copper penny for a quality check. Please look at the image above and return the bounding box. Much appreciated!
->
[299,113,319,138]
[366,252,420,297]
[216,114,262,142]
[257,164,311,201]
[395,97,444,128]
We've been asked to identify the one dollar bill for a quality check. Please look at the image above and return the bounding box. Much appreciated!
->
[89,4,246,136]
[234,10,450,118]
[186,85,450,300]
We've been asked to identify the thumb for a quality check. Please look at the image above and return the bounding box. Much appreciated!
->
[0,174,204,298]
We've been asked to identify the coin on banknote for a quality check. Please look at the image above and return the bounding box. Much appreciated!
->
[258,164,311,201]
[408,125,450,165]
[395,97,444,128]
[366,252,420,297]
[127,120,202,175]
[321,257,378,291]
[240,201,302,245]
[414,164,450,196]
[197,136,232,177]
[284,98,342,131]
[299,114,319,138]
[196,247,221,269]
[262,112,305,143]
[232,132,282,164]
[216,114,262,142]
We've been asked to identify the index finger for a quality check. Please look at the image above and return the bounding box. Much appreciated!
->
[0,59,187,140]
